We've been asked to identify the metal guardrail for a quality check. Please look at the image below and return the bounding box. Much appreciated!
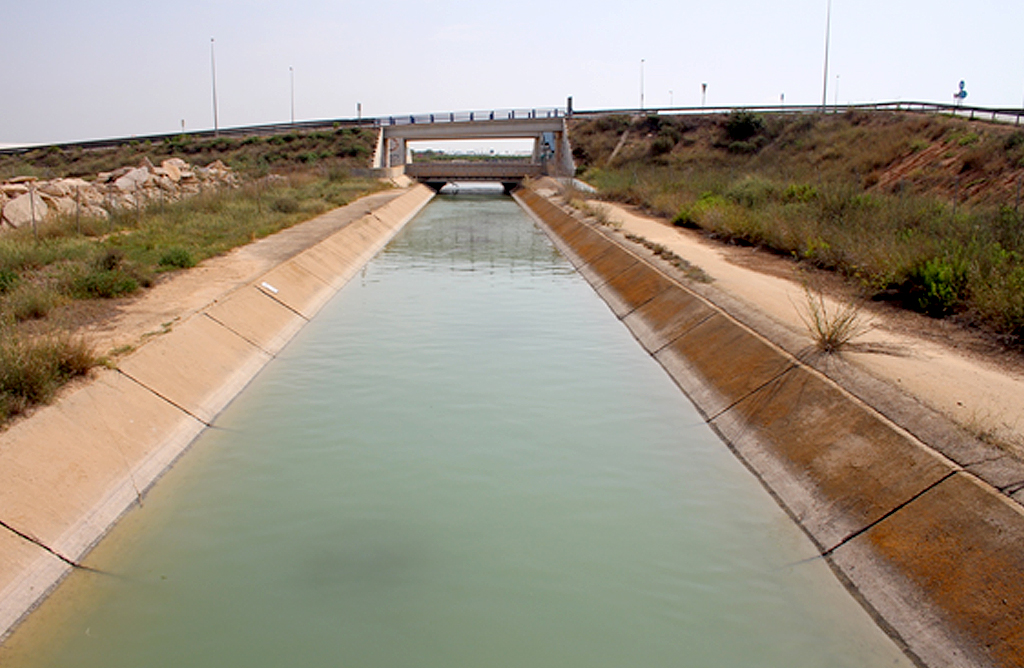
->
[572,101,1024,126]
[3,101,1021,157]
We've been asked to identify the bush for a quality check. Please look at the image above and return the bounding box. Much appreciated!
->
[725,111,764,142]
[7,285,59,321]
[0,269,20,294]
[672,207,698,228]
[271,197,299,213]
[0,332,96,419]
[97,248,125,271]
[159,248,196,269]
[651,136,676,157]
[72,269,140,299]
[903,257,967,316]
[728,141,757,154]
[783,183,819,203]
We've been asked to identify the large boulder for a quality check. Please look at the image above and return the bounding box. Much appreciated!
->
[159,159,182,182]
[1,183,29,197]
[114,167,151,192]
[2,192,48,229]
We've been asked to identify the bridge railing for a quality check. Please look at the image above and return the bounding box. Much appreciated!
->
[377,108,567,127]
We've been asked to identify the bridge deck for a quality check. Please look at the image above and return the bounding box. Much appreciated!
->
[405,161,544,181]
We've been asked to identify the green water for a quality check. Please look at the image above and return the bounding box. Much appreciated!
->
[3,195,912,667]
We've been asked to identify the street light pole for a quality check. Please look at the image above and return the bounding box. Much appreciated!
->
[210,38,219,135]
[640,59,645,111]
[821,0,832,111]
[290,67,295,125]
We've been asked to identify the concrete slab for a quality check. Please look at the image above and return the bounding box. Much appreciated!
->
[714,365,957,549]
[256,259,333,319]
[595,259,675,319]
[204,287,306,356]
[0,369,204,556]
[623,286,715,354]
[0,533,67,643]
[117,314,271,425]
[655,313,794,419]
[832,472,1024,668]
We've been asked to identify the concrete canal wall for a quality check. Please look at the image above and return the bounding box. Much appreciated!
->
[514,185,1024,668]
[0,184,435,642]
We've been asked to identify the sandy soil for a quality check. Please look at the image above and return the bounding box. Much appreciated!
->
[590,199,1024,458]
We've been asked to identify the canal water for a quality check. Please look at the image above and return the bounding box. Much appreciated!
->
[2,194,912,667]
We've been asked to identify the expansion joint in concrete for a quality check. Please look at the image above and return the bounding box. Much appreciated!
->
[115,368,212,428]
[0,518,84,571]
[822,470,960,559]
[706,362,801,424]
[203,313,276,358]
[256,285,311,321]
[650,312,718,356]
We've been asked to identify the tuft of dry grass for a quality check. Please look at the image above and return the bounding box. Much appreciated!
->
[0,331,97,421]
[798,287,870,354]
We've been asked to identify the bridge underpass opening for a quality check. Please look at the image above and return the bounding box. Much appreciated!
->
[408,139,539,194]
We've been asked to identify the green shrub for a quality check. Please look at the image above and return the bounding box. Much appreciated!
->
[73,269,140,299]
[97,248,125,271]
[650,136,676,156]
[725,111,764,142]
[783,183,819,203]
[903,257,967,316]
[672,207,698,228]
[0,269,20,294]
[159,248,196,269]
[726,177,777,207]
[7,285,59,321]
[727,141,757,154]
[271,197,299,213]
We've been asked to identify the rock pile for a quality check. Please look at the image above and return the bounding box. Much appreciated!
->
[0,158,239,230]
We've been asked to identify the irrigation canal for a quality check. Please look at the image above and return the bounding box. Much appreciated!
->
[2,192,912,667]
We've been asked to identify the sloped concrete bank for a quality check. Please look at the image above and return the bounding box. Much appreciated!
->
[514,185,1024,668]
[0,184,435,642]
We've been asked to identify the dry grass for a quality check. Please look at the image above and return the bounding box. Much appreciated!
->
[572,111,1024,346]
[797,287,870,354]
[0,330,97,421]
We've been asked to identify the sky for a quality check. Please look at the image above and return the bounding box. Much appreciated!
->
[3,0,1023,146]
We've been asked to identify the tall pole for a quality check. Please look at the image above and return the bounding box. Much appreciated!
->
[821,0,832,111]
[211,38,219,135]
[640,59,645,111]
[290,66,295,125]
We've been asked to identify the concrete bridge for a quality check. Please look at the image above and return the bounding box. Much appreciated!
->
[371,108,575,191]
